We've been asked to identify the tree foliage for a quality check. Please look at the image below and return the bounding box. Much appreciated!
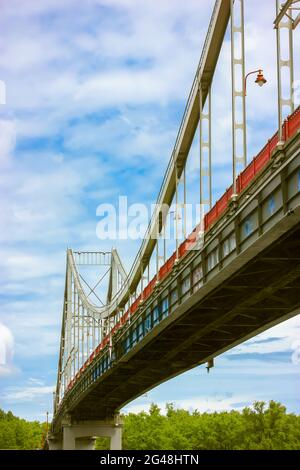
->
[1,401,300,450]
[0,408,46,450]
[97,401,300,450]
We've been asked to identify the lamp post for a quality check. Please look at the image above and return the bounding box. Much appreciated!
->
[244,69,267,96]
[239,69,267,186]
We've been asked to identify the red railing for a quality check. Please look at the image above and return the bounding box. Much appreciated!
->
[204,107,300,231]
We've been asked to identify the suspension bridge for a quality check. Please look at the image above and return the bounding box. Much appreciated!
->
[48,0,300,450]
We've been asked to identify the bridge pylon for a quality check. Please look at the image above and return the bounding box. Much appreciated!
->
[48,414,122,450]
[51,248,126,450]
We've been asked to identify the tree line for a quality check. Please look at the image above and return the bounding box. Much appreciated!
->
[0,408,46,450]
[0,401,299,450]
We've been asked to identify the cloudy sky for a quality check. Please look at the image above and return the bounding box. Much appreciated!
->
[0,0,299,422]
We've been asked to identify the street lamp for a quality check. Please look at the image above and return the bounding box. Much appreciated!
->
[244,69,267,96]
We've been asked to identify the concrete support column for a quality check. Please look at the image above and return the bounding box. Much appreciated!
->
[76,437,96,450]
[110,425,122,450]
[60,416,122,451]
[63,426,76,450]
[48,437,63,450]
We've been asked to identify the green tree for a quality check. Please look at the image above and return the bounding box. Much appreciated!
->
[0,409,44,450]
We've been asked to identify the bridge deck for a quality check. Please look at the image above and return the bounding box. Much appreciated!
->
[53,130,300,429]
[65,223,300,422]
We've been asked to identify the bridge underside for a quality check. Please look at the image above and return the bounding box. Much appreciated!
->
[68,221,300,422]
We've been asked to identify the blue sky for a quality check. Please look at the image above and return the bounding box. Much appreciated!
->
[0,0,299,422]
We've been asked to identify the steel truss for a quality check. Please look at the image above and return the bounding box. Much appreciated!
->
[275,0,299,141]
[231,0,247,194]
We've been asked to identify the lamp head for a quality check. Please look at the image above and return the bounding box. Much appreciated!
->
[255,70,267,87]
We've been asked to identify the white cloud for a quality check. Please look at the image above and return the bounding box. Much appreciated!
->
[0,294,63,359]
[0,153,111,246]
[230,315,300,355]
[28,378,46,386]
[0,119,16,167]
[0,322,15,376]
[123,394,252,415]
[2,385,54,403]
[0,80,6,104]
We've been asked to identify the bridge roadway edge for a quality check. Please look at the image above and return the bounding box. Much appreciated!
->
[52,131,300,431]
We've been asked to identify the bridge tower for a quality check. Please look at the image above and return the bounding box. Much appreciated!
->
[49,249,126,450]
